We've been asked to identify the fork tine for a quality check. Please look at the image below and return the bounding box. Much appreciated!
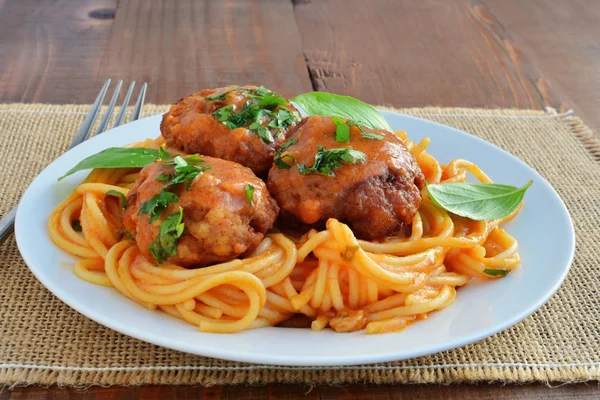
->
[66,79,111,150]
[0,79,149,245]
[95,80,123,135]
[130,82,148,122]
[113,81,135,128]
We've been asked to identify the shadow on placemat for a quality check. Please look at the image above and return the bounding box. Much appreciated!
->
[0,104,599,387]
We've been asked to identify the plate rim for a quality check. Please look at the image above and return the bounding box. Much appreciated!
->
[14,110,576,366]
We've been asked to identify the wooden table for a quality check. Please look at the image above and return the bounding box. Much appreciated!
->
[1,0,598,398]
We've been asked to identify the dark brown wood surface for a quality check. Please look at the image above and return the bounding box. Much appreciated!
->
[3,383,600,399]
[1,0,599,398]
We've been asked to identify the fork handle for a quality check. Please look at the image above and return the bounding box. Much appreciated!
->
[0,207,17,244]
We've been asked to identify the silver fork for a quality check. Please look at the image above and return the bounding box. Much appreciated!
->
[0,78,148,243]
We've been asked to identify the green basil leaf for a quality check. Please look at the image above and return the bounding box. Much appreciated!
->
[58,147,159,181]
[106,190,127,210]
[426,181,533,221]
[483,268,510,277]
[292,92,392,131]
[245,184,255,206]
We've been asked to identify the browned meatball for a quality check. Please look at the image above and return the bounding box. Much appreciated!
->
[160,85,300,176]
[124,155,279,267]
[267,116,425,240]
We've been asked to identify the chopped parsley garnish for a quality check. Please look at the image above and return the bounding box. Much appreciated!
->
[257,93,288,108]
[332,116,350,142]
[222,102,257,129]
[106,190,127,210]
[148,207,185,264]
[483,268,510,277]
[253,85,271,97]
[157,155,211,190]
[268,109,297,131]
[275,154,296,169]
[347,120,385,140]
[347,120,365,132]
[72,219,82,232]
[139,191,180,223]
[213,105,235,123]
[297,146,366,177]
[361,132,385,140]
[205,91,229,101]
[139,155,209,229]
[210,86,299,143]
[248,122,274,143]
[274,139,298,169]
[245,184,255,206]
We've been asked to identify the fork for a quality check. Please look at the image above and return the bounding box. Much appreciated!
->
[0,78,148,243]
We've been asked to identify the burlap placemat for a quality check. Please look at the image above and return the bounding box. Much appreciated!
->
[0,104,598,388]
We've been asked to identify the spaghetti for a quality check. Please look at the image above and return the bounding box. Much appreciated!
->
[48,132,522,334]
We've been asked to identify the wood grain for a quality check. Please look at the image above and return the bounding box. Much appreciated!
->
[1,0,600,398]
[0,0,118,103]
[3,383,600,399]
[293,0,564,110]
[482,0,600,133]
[98,0,312,104]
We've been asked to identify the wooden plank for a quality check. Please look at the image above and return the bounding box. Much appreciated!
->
[293,0,565,111]
[0,1,599,399]
[483,0,600,133]
[98,0,313,104]
[4,383,600,399]
[0,0,118,103]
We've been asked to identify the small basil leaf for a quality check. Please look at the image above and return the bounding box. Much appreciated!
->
[292,92,392,131]
[58,147,159,181]
[426,181,533,221]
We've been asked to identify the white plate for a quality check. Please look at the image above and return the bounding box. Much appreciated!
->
[15,110,575,366]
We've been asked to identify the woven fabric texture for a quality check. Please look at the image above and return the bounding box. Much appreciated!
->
[0,104,598,387]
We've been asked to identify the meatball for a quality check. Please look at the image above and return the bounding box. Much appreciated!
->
[124,155,279,267]
[267,116,425,241]
[160,85,301,176]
